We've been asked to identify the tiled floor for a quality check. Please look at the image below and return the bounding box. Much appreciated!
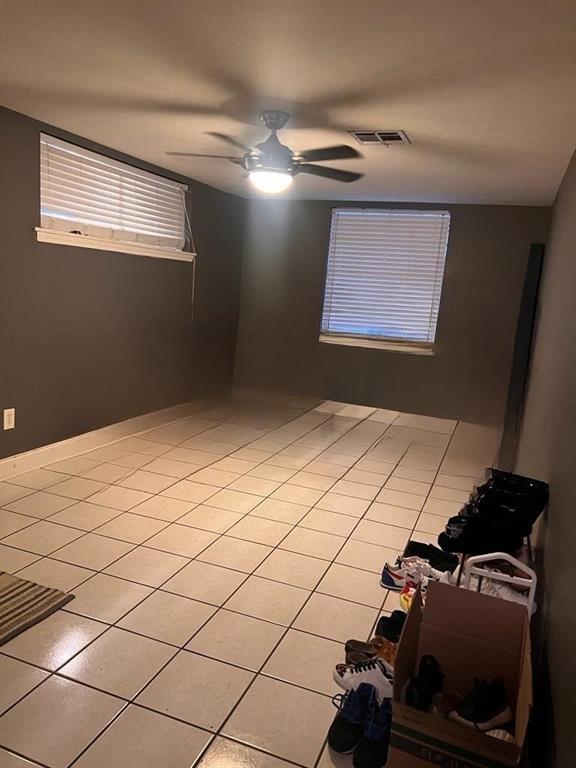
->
[0,398,498,768]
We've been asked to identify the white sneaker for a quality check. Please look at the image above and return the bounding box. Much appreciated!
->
[333,658,394,702]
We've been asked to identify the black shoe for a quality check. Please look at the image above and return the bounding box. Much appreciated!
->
[403,655,444,711]
[438,515,524,556]
[449,679,513,731]
[375,611,406,643]
[353,698,392,768]
[403,541,459,573]
[328,683,377,754]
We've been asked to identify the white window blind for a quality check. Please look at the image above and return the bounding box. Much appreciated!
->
[40,134,187,252]
[321,208,450,348]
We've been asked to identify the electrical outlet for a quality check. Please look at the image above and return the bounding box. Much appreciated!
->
[3,408,15,430]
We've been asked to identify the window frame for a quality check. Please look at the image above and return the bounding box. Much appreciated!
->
[36,134,193,262]
[319,207,450,354]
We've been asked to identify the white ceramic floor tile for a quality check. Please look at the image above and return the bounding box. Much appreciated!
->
[298,508,358,537]
[60,626,175,698]
[89,486,152,511]
[365,501,419,530]
[177,504,243,533]
[375,487,426,511]
[329,479,379,501]
[343,469,388,487]
[293,592,377,643]
[66,573,153,623]
[104,546,189,587]
[0,544,40,572]
[392,465,437,483]
[161,479,220,504]
[204,489,263,514]
[142,457,201,479]
[164,448,221,467]
[162,560,247,605]
[270,485,324,506]
[48,501,122,531]
[351,519,410,550]
[228,475,283,495]
[254,549,329,589]
[95,512,168,544]
[118,591,216,646]
[187,467,241,487]
[429,485,470,502]
[197,737,294,768]
[422,497,463,517]
[136,651,254,731]
[249,498,310,524]
[335,539,402,574]
[0,510,37,538]
[415,512,449,536]
[2,520,84,555]
[0,656,49,715]
[81,463,133,483]
[186,608,285,670]
[279,527,345,561]
[48,457,100,475]
[117,470,177,493]
[385,475,432,496]
[48,477,108,500]
[316,563,386,608]
[2,611,105,670]
[73,704,211,768]
[15,557,93,591]
[222,675,334,767]
[4,492,76,519]
[224,575,310,625]
[142,521,217,556]
[262,629,343,695]
[0,676,123,768]
[128,495,194,523]
[9,469,68,490]
[315,493,370,517]
[53,533,134,569]
[197,536,273,572]
[0,483,34,506]
[249,465,297,482]
[226,516,292,546]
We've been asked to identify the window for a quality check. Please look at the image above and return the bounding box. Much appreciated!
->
[320,208,450,352]
[37,134,191,261]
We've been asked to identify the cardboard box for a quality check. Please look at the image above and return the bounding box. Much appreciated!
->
[389,581,532,768]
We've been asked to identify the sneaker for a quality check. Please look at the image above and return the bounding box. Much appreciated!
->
[375,610,406,643]
[486,728,516,743]
[431,692,462,717]
[345,637,398,665]
[449,680,513,731]
[403,655,444,712]
[403,541,460,573]
[466,572,536,615]
[353,698,392,768]
[381,557,444,591]
[328,683,377,754]
[334,658,394,702]
[399,579,425,611]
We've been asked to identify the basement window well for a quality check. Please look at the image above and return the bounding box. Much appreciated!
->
[36,134,192,261]
[319,208,450,353]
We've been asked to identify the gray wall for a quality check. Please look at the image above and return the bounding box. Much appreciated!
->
[515,148,576,767]
[0,106,245,459]
[234,199,549,427]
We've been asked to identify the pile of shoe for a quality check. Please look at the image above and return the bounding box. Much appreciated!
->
[405,655,516,740]
[438,469,548,556]
[380,543,459,611]
[329,658,394,768]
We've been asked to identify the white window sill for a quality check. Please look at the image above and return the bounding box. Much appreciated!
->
[35,228,195,262]
[319,333,435,355]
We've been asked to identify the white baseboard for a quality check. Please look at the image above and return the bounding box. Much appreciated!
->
[0,398,216,481]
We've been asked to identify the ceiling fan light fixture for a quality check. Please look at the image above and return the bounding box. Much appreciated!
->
[249,169,293,194]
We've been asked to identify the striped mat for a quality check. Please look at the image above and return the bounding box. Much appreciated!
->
[0,571,74,645]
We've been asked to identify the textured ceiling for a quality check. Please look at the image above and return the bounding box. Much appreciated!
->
[1,0,575,204]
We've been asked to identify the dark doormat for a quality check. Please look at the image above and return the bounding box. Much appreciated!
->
[0,571,74,645]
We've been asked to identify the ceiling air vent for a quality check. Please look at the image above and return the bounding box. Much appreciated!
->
[349,130,411,145]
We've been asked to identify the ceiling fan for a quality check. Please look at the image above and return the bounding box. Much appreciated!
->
[167,109,363,193]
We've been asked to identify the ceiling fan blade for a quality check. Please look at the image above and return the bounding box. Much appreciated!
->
[207,132,251,152]
[166,152,244,165]
[297,144,361,162]
[297,164,363,183]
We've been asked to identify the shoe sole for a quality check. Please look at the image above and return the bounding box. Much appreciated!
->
[379,577,402,591]
[449,706,514,731]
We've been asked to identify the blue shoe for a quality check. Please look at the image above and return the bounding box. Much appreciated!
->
[353,698,392,768]
[328,683,378,754]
